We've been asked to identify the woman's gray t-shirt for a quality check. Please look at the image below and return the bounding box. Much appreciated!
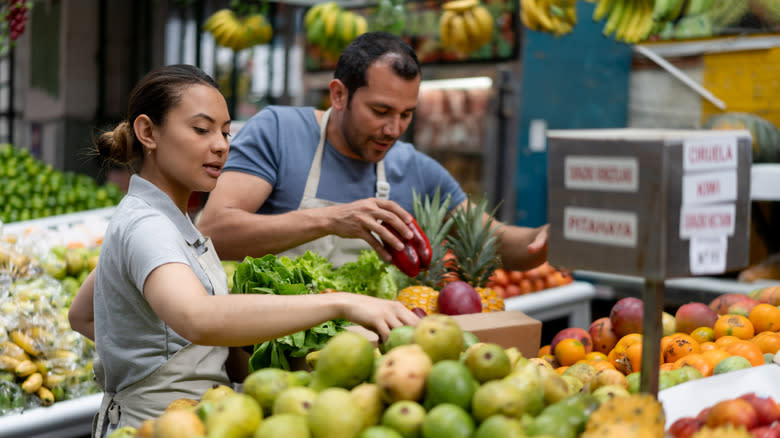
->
[93,175,216,393]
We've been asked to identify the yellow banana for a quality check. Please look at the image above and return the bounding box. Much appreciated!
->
[43,372,66,389]
[593,0,615,21]
[203,9,234,32]
[564,3,578,25]
[439,10,456,48]
[243,14,268,46]
[443,0,480,13]
[0,355,19,372]
[617,0,639,42]
[635,0,657,42]
[462,10,483,42]
[210,15,238,46]
[14,359,36,377]
[521,5,540,31]
[323,5,341,38]
[304,3,325,28]
[10,330,40,357]
[22,372,43,394]
[602,0,626,36]
[448,13,470,53]
[37,386,54,406]
[471,6,494,45]
[354,14,368,37]
[339,11,355,44]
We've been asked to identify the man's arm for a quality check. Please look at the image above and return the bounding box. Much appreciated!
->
[452,199,549,272]
[197,171,414,261]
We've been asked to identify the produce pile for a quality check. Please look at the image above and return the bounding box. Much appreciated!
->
[487,262,574,299]
[304,2,369,60]
[110,313,668,438]
[0,235,99,414]
[202,8,273,52]
[669,393,780,438]
[0,144,124,224]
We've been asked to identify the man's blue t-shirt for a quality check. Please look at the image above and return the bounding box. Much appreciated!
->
[224,106,466,215]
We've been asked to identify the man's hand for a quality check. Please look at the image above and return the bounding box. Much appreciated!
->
[528,224,549,255]
[325,199,414,262]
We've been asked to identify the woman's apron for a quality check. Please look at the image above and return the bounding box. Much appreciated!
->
[92,237,231,437]
[277,108,391,267]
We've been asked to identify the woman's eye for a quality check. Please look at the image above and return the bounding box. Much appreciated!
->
[194,127,208,134]
[222,132,231,139]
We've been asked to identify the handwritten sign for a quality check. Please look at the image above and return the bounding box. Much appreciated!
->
[564,156,639,192]
[563,207,637,248]
[682,170,737,206]
[683,136,738,172]
[690,236,728,275]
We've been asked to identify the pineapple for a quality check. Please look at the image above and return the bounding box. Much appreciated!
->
[446,196,505,312]
[395,189,454,315]
[584,393,665,438]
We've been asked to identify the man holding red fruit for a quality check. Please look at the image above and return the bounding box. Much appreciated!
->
[198,32,548,273]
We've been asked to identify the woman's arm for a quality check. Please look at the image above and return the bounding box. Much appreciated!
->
[68,269,96,341]
[142,263,418,347]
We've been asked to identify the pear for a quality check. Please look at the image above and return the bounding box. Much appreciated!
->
[243,368,291,415]
[105,426,137,438]
[309,331,374,391]
[272,386,317,417]
[254,413,311,438]
[350,383,385,428]
[200,383,235,403]
[205,393,263,438]
[308,388,364,438]
[153,409,205,438]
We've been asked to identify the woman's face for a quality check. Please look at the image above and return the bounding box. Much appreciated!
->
[149,84,230,203]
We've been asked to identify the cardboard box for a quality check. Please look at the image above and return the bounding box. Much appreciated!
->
[347,310,542,359]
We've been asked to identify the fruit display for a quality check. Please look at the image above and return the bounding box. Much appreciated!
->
[704,112,780,164]
[438,0,496,53]
[117,313,668,438]
[371,0,406,34]
[0,0,29,55]
[396,192,505,315]
[0,144,124,224]
[0,238,99,414]
[304,2,369,60]
[487,262,574,299]
[668,393,780,437]
[202,8,273,52]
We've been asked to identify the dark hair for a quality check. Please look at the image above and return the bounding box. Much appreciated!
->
[94,64,220,171]
[334,32,421,104]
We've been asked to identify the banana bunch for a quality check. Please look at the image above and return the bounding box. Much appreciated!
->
[520,0,578,37]
[203,9,273,52]
[304,2,368,56]
[439,0,495,54]
[592,0,687,44]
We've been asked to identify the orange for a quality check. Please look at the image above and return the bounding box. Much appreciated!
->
[715,335,741,349]
[663,333,700,363]
[660,362,674,371]
[749,304,780,333]
[699,341,718,352]
[538,345,551,357]
[701,348,731,369]
[624,342,643,374]
[554,338,586,366]
[725,340,764,367]
[608,333,643,371]
[713,314,755,340]
[585,351,608,361]
[672,353,714,377]
[690,327,714,344]
[752,331,780,355]
[555,366,569,375]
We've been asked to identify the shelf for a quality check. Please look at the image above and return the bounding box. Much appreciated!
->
[504,281,596,329]
[752,164,780,201]
[0,393,102,438]
[575,270,780,306]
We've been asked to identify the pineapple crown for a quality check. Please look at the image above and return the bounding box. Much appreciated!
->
[411,188,454,288]
[446,196,503,288]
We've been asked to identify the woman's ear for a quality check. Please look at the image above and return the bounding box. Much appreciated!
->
[133,114,157,152]
[329,79,348,111]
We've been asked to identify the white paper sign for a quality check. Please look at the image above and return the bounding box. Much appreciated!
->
[564,207,637,248]
[679,204,736,238]
[682,170,737,206]
[683,135,738,172]
[690,235,728,275]
[564,156,639,192]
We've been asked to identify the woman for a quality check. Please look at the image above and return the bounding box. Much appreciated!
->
[67,64,418,437]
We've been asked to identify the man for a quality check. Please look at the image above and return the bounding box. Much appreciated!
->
[198,32,548,270]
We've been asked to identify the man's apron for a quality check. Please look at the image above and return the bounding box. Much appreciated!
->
[277,108,391,267]
[92,237,231,437]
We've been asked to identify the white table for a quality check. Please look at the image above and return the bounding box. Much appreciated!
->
[0,393,101,438]
[504,281,596,329]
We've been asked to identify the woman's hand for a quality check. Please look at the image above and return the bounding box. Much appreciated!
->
[335,293,420,342]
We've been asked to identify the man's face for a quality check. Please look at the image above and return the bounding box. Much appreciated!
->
[339,59,420,162]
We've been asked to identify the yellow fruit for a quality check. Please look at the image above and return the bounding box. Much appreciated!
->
[22,372,43,393]
[397,285,439,315]
[476,287,504,312]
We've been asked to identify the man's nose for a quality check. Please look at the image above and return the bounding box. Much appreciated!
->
[383,115,401,137]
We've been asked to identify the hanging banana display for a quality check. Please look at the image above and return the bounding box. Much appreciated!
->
[203,8,273,52]
[439,0,496,54]
[304,2,369,58]
[520,0,578,36]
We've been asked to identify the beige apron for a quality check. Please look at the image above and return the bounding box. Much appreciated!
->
[92,238,231,437]
[277,108,391,267]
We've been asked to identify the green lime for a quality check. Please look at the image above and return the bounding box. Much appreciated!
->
[473,415,525,438]
[358,426,404,438]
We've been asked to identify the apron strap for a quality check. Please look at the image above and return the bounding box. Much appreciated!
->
[301,107,390,202]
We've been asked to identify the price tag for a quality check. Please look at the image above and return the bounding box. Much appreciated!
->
[689,236,728,275]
